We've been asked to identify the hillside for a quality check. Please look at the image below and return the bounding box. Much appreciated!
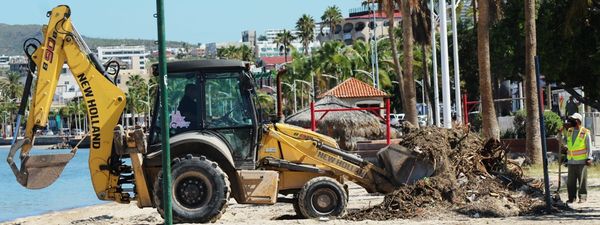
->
[0,23,190,56]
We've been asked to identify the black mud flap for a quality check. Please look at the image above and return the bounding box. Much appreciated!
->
[377,144,435,186]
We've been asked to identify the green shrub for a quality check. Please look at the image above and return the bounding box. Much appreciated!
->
[500,128,517,139]
[513,110,527,138]
[513,110,563,138]
[544,110,563,136]
[469,113,482,132]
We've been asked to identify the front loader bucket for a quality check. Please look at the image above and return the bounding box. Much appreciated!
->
[7,139,74,189]
[377,144,435,186]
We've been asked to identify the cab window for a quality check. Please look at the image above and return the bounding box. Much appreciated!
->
[204,73,252,128]
[151,72,198,142]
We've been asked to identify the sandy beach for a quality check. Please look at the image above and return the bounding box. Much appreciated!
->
[3,181,600,225]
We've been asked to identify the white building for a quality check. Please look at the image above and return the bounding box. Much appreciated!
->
[97,45,148,71]
[256,26,322,57]
[0,55,10,69]
[255,41,320,57]
[53,65,81,107]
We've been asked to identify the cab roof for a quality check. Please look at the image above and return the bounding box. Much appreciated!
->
[152,59,246,75]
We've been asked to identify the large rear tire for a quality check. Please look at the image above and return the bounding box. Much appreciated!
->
[153,154,230,223]
[297,177,347,218]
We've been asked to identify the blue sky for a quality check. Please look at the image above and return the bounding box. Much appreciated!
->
[0,1,363,44]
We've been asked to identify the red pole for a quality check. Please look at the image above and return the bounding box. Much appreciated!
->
[463,93,468,125]
[385,98,391,145]
[310,101,316,131]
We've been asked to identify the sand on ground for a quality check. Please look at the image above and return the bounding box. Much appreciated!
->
[3,179,600,225]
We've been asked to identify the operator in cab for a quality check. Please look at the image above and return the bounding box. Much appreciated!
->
[177,83,198,129]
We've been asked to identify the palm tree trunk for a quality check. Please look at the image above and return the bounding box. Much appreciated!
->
[402,0,419,127]
[525,0,542,164]
[386,3,406,115]
[304,40,309,55]
[422,44,433,125]
[477,0,500,140]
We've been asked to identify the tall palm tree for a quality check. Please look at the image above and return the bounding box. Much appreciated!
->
[525,0,542,164]
[411,0,432,125]
[398,0,420,127]
[296,14,316,55]
[59,105,72,132]
[274,29,296,62]
[125,74,148,125]
[321,6,343,40]
[477,0,502,140]
[377,0,410,123]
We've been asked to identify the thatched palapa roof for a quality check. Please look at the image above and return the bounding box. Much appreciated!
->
[285,96,396,145]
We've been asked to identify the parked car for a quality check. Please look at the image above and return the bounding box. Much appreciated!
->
[390,113,405,127]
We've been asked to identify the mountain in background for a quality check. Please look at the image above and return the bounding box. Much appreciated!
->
[0,23,191,56]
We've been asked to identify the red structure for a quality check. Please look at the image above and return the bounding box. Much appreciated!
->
[310,98,392,145]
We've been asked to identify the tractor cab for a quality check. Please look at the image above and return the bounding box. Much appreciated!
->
[149,60,259,169]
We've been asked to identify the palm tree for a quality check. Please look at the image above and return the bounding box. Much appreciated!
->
[296,14,316,55]
[59,105,72,132]
[477,0,502,140]
[377,0,409,123]
[0,71,23,100]
[410,0,432,125]
[398,0,420,127]
[274,29,296,62]
[321,6,343,40]
[239,45,255,62]
[125,74,148,125]
[525,0,542,164]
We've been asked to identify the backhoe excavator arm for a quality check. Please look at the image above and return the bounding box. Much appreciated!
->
[7,5,128,202]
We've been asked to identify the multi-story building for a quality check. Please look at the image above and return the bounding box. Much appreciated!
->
[255,41,320,57]
[318,6,402,45]
[0,55,10,69]
[242,30,257,47]
[97,45,148,71]
[97,45,150,92]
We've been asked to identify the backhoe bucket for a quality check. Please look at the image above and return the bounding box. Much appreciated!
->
[377,144,435,186]
[7,139,74,189]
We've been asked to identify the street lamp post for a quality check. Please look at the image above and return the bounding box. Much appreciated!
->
[353,69,375,83]
[321,74,339,86]
[261,85,278,112]
[294,80,312,110]
[147,83,157,128]
[282,82,295,112]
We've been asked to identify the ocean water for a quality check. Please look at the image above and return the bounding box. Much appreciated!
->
[0,147,103,222]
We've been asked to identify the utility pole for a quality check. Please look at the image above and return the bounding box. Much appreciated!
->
[439,0,452,128]
[451,0,462,123]
[371,0,380,89]
[431,0,441,127]
[155,0,172,224]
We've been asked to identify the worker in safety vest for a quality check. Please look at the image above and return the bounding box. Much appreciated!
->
[561,113,593,203]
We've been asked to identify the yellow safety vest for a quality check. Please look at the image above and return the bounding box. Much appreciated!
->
[566,127,589,161]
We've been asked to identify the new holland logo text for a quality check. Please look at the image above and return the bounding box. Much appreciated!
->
[77,73,101,149]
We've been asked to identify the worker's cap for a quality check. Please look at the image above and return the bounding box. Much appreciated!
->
[569,113,583,122]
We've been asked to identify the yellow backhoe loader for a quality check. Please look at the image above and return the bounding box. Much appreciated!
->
[6,5,434,223]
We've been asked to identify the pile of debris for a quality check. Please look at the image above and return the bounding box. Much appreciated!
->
[345,126,551,220]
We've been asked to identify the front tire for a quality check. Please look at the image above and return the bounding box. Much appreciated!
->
[297,177,347,218]
[153,154,230,223]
